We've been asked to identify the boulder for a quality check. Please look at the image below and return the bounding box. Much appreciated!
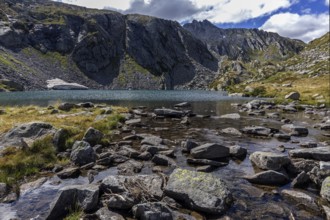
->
[308,166,330,187]
[285,92,300,100]
[190,143,230,159]
[154,108,185,118]
[229,145,247,160]
[164,168,232,214]
[58,103,78,111]
[321,177,330,202]
[46,78,88,90]
[95,207,125,220]
[281,189,320,213]
[241,126,272,137]
[152,154,176,166]
[0,122,54,149]
[133,202,173,220]
[291,171,310,188]
[57,167,80,179]
[53,128,70,152]
[220,127,242,136]
[46,184,99,220]
[289,147,330,161]
[182,139,199,152]
[140,144,169,155]
[141,135,163,146]
[281,124,308,136]
[70,141,97,166]
[220,113,241,120]
[244,170,289,186]
[117,160,143,175]
[82,127,104,146]
[249,151,290,170]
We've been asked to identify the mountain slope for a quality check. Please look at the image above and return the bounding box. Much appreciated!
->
[0,0,218,90]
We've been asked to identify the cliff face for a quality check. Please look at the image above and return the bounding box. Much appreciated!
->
[183,20,305,62]
[0,0,218,90]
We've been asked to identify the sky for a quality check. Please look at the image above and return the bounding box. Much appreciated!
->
[54,0,330,42]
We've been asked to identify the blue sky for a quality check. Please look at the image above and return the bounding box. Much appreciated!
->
[55,0,329,42]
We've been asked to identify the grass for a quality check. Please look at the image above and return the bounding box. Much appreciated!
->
[64,209,83,220]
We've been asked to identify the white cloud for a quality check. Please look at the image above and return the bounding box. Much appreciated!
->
[260,12,329,42]
[326,0,329,5]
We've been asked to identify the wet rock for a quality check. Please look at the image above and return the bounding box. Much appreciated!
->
[133,202,173,220]
[70,141,97,166]
[110,154,129,164]
[141,135,163,146]
[58,102,78,111]
[125,118,142,126]
[83,127,104,146]
[285,92,300,100]
[117,160,143,175]
[46,184,99,220]
[291,171,310,188]
[220,127,242,136]
[229,145,247,160]
[154,108,185,118]
[281,124,308,136]
[140,144,169,155]
[174,102,191,108]
[81,162,95,170]
[321,177,330,202]
[273,133,291,141]
[57,167,80,179]
[164,168,232,214]
[244,170,289,186]
[152,154,176,166]
[281,189,320,213]
[187,158,228,167]
[0,121,54,149]
[314,123,330,130]
[191,143,230,159]
[95,207,125,220]
[241,126,272,137]
[158,149,175,157]
[182,139,199,153]
[249,151,290,171]
[289,147,330,161]
[220,113,241,120]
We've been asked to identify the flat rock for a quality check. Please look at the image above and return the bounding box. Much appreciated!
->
[241,126,272,137]
[46,78,88,90]
[244,170,289,186]
[20,177,48,195]
[57,167,80,179]
[220,113,241,120]
[164,168,232,214]
[320,161,330,170]
[220,127,242,136]
[321,177,330,202]
[249,151,290,170]
[58,103,79,111]
[289,147,330,161]
[281,124,308,136]
[281,189,320,213]
[190,143,230,159]
[141,135,163,145]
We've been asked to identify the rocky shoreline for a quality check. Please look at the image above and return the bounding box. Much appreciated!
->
[0,100,329,219]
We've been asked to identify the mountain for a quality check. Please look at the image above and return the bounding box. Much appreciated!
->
[183,20,305,62]
[0,0,217,90]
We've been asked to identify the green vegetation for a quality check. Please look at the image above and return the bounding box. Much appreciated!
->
[64,208,83,220]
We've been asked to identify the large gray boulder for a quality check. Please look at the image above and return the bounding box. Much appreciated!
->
[132,202,173,220]
[82,127,104,146]
[289,147,330,161]
[281,124,308,136]
[0,122,54,149]
[190,143,230,159]
[249,151,290,170]
[244,170,290,186]
[46,184,99,220]
[164,168,232,214]
[70,141,97,166]
[321,177,330,202]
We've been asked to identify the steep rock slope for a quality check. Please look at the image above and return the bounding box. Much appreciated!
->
[0,0,217,90]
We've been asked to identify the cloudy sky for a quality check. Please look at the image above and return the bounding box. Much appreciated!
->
[55,0,329,42]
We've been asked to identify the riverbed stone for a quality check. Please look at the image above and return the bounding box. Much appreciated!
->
[182,139,199,152]
[152,154,176,166]
[244,170,289,186]
[281,189,320,213]
[321,177,330,202]
[164,168,232,214]
[70,141,97,166]
[291,171,310,188]
[289,147,330,161]
[133,202,173,220]
[307,166,330,187]
[190,143,230,159]
[241,126,272,137]
[95,207,125,220]
[220,127,242,136]
[229,145,247,160]
[154,108,185,118]
[46,184,99,220]
[82,127,104,146]
[281,124,308,136]
[249,151,290,171]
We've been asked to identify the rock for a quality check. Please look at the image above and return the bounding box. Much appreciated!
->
[323,205,330,220]
[133,202,173,220]
[321,177,330,202]
[182,139,199,152]
[282,189,320,213]
[95,207,125,220]
[241,126,272,137]
[273,133,291,141]
[141,135,163,146]
[0,183,7,198]
[220,113,241,120]
[300,142,317,148]
[287,159,319,174]
[140,144,169,155]
[58,102,78,111]
[53,128,70,152]
[291,171,310,188]
[220,127,242,136]
[187,158,228,167]
[320,161,330,170]
[249,151,290,171]
[0,121,54,149]
[100,107,113,115]
[83,127,104,146]
[244,170,289,186]
[281,124,308,136]
[57,167,80,179]
[196,165,216,172]
[289,147,330,161]
[3,192,18,203]
[125,118,142,126]
[78,102,94,108]
[117,146,140,158]
[70,141,97,166]
[46,184,99,220]
[164,168,232,214]
[174,102,191,107]
[307,166,330,187]
[20,177,48,195]
[152,154,176,166]
[154,108,185,118]
[285,92,300,100]
[229,145,247,160]
[190,143,230,159]
[180,116,190,125]
[46,78,88,90]
[138,151,152,160]
[117,160,143,175]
